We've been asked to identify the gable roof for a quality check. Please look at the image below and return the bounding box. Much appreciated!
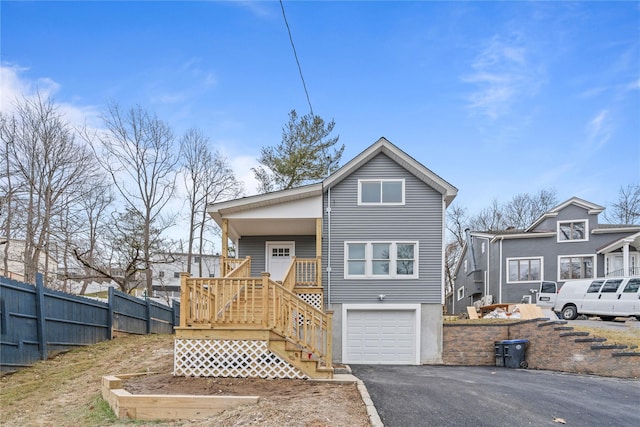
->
[324,137,458,206]
[208,137,458,219]
[525,196,605,232]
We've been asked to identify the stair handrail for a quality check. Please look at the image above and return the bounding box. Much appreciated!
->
[224,256,251,278]
[262,273,332,368]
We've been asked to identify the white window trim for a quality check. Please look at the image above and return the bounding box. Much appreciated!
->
[344,241,419,279]
[357,179,405,206]
[506,256,544,283]
[557,219,589,243]
[557,253,597,281]
[341,304,421,365]
[457,287,464,301]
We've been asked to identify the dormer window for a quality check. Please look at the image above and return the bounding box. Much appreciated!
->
[358,179,404,205]
[558,220,588,242]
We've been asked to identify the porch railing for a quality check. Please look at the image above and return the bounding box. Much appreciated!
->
[605,267,640,277]
[222,257,251,277]
[282,257,320,291]
[179,271,332,368]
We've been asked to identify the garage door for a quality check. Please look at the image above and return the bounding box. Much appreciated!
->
[345,309,416,364]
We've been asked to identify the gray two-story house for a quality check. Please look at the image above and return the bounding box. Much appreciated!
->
[448,197,640,315]
[181,137,457,374]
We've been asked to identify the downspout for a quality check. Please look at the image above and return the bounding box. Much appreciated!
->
[326,186,332,306]
[442,198,447,305]
[498,237,503,303]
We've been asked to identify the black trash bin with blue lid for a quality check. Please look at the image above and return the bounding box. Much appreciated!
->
[498,339,529,369]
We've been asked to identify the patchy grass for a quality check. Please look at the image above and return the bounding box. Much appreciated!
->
[0,334,174,427]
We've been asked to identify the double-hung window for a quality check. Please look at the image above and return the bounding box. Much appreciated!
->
[345,241,417,279]
[358,179,404,205]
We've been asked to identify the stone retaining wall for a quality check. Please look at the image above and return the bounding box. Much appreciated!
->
[443,319,640,379]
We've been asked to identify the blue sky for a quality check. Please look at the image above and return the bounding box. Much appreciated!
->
[2,1,639,221]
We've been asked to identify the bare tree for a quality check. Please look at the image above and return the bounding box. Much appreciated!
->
[74,180,114,294]
[180,128,243,275]
[1,94,96,285]
[605,184,640,225]
[88,104,179,293]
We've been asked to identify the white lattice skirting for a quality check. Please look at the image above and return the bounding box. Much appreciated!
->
[297,292,323,310]
[174,339,307,379]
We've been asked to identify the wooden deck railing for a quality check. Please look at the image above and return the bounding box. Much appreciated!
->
[179,270,332,368]
[282,257,320,291]
[222,256,251,277]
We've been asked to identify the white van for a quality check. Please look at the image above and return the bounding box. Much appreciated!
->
[552,277,640,321]
[535,281,561,309]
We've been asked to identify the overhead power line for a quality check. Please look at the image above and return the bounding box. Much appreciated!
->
[279,0,314,116]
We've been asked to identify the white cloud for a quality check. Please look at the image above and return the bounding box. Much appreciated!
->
[230,154,260,197]
[586,109,612,147]
[0,63,100,128]
[462,34,546,120]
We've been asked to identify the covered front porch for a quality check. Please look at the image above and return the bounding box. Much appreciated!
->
[599,231,640,277]
[175,185,333,379]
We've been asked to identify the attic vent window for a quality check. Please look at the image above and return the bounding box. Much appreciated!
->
[358,179,404,205]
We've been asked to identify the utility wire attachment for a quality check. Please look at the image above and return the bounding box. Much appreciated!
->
[279,0,314,116]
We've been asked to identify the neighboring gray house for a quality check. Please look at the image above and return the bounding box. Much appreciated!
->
[207,137,457,365]
[447,197,640,315]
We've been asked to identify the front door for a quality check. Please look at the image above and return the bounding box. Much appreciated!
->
[266,242,295,281]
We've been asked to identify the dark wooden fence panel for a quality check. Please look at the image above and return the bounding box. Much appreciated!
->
[110,288,148,335]
[0,275,180,372]
[0,277,40,369]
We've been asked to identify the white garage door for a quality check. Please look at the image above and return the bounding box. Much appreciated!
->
[345,309,416,364]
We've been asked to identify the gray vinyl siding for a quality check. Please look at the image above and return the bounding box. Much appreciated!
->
[448,201,639,313]
[238,235,316,277]
[323,153,444,304]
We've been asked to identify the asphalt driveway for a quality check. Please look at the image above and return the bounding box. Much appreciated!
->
[351,365,640,427]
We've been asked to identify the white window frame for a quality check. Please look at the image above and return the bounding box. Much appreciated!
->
[506,256,543,283]
[357,179,405,206]
[558,254,596,281]
[557,219,588,243]
[344,241,418,279]
[457,287,464,301]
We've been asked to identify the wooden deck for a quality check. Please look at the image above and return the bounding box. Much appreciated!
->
[176,257,333,379]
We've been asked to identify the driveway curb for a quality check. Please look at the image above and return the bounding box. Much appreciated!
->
[356,378,384,427]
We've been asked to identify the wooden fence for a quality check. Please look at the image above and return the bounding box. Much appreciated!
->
[0,275,180,372]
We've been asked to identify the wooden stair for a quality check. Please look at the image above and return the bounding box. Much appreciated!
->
[220,283,333,379]
[267,332,333,379]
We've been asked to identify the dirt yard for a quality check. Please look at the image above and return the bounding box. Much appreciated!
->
[0,334,370,427]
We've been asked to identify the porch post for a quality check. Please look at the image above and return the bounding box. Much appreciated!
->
[179,272,190,328]
[262,272,270,327]
[623,242,630,276]
[221,219,229,276]
[316,218,322,287]
[325,310,333,370]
